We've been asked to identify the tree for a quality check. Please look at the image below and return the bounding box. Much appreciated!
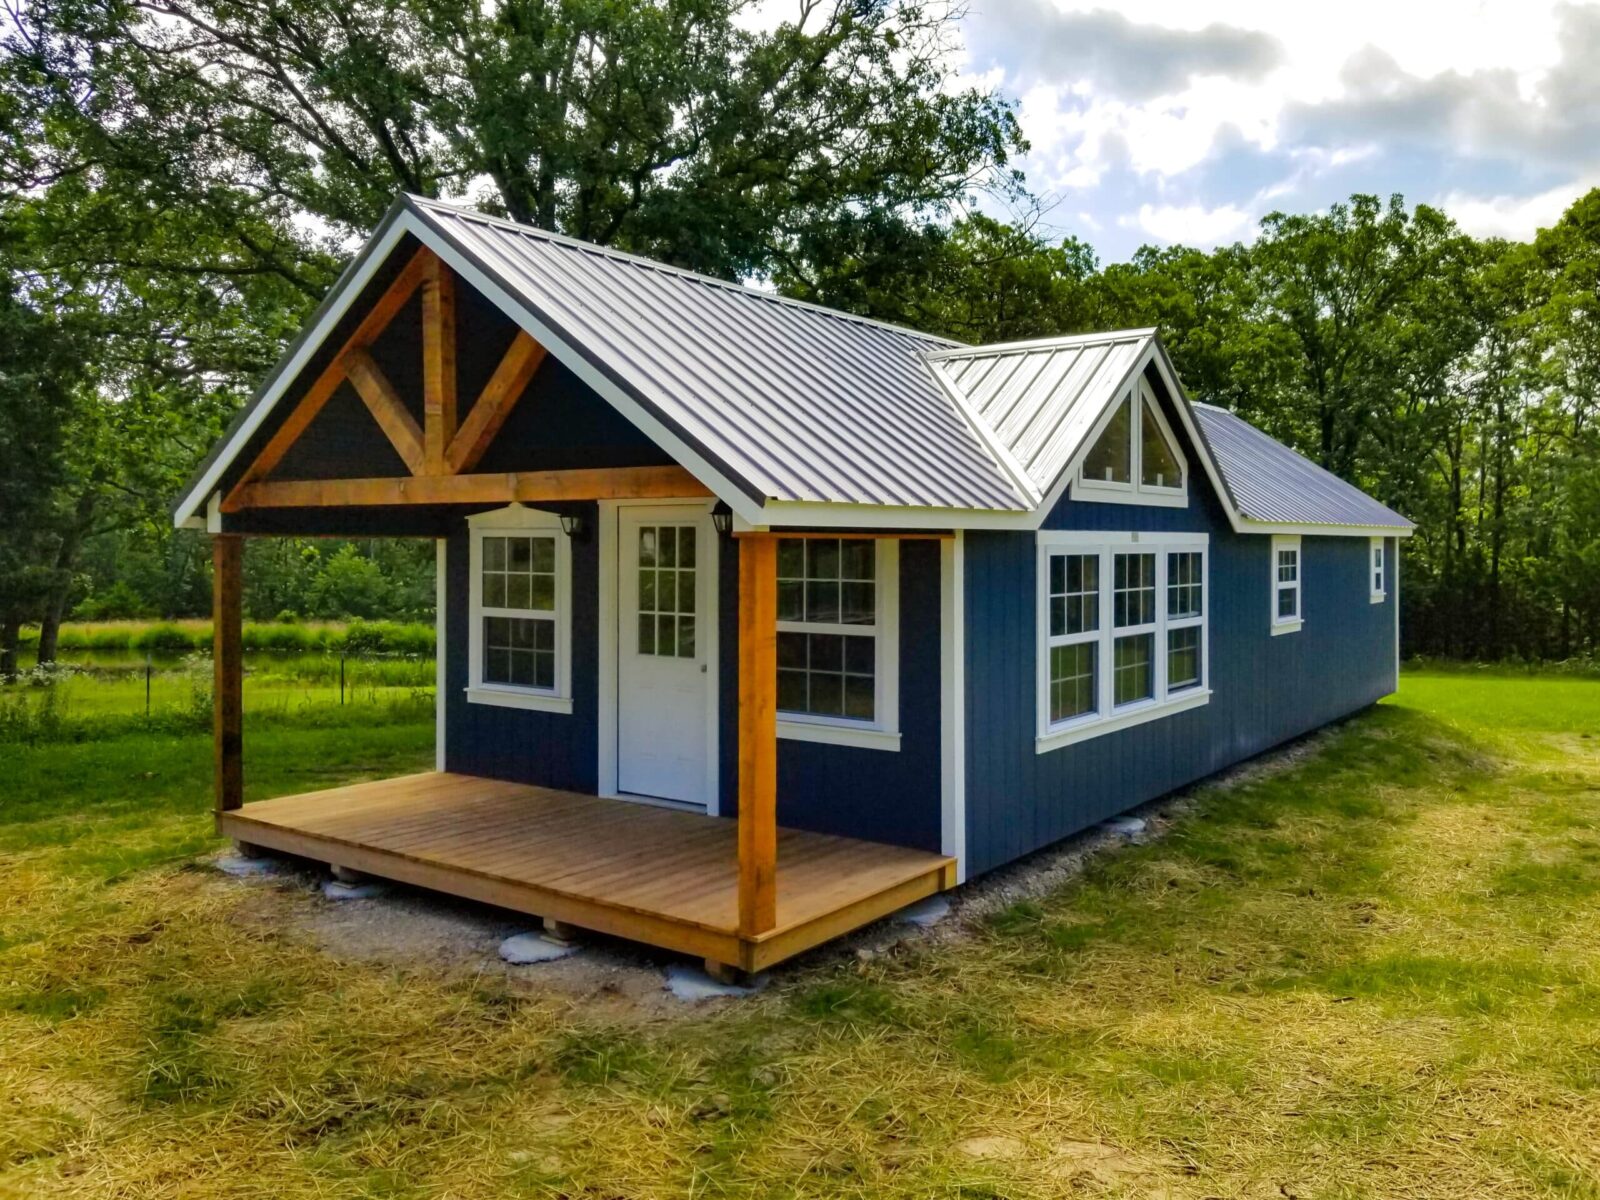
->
[0,255,83,676]
[5,0,1025,284]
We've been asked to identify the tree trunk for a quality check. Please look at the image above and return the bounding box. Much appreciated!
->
[0,615,19,681]
[35,492,96,665]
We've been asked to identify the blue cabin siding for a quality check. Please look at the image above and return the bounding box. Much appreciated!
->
[715,537,944,852]
[963,489,1398,878]
[442,511,601,793]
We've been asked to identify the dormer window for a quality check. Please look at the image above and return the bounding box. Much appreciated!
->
[1073,379,1188,508]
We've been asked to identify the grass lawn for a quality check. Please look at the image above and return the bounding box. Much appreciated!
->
[3,671,1599,1197]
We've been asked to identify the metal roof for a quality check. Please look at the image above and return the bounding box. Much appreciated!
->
[1191,403,1413,531]
[927,331,1157,501]
[175,194,1411,534]
[409,197,1029,512]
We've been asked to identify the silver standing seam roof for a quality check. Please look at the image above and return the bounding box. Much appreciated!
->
[411,197,1029,512]
[1191,404,1411,531]
[174,194,1412,533]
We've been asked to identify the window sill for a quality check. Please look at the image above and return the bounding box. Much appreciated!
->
[1370,592,1386,605]
[465,685,574,715]
[777,717,901,752]
[1036,687,1211,753]
[1270,619,1303,637]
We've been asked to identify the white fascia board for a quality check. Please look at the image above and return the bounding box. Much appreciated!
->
[748,500,1035,531]
[1237,519,1416,538]
[172,217,416,527]
[174,208,769,530]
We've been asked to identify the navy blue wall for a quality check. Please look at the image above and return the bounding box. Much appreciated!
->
[962,387,1398,876]
[716,537,945,852]
[442,509,601,793]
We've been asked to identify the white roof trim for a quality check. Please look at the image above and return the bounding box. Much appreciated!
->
[926,361,1042,507]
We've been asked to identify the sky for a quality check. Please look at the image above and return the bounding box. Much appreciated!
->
[947,0,1600,261]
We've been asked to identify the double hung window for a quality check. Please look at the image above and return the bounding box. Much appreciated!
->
[1271,535,1302,634]
[467,506,573,713]
[1370,538,1386,603]
[1038,532,1209,750]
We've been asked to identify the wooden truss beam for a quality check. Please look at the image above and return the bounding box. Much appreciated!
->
[224,465,712,510]
[224,248,432,505]
[345,350,425,475]
[421,253,458,473]
[445,332,547,475]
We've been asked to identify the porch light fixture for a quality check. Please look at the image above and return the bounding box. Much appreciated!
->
[711,501,733,537]
[559,512,586,540]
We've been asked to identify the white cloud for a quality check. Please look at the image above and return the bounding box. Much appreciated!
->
[1442,175,1600,241]
[1127,201,1255,245]
[956,0,1596,257]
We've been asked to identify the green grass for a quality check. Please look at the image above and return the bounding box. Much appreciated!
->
[2,670,1600,1197]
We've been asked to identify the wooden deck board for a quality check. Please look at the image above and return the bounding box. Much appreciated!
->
[221,772,952,970]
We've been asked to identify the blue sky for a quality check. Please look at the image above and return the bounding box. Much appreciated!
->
[947,0,1600,262]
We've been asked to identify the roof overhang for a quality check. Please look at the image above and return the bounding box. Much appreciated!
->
[174,197,774,530]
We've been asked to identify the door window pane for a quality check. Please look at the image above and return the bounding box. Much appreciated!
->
[637,524,696,658]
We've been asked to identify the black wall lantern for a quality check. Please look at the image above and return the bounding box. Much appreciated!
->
[559,512,586,540]
[711,501,733,537]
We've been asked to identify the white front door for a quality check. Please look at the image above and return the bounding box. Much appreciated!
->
[617,506,716,807]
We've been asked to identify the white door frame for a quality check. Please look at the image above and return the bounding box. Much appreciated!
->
[597,497,721,814]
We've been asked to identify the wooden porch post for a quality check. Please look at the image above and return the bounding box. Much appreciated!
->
[737,534,778,937]
[213,534,244,823]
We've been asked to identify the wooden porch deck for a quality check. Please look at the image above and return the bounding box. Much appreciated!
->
[220,772,955,973]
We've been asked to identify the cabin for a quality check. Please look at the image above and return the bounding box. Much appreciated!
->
[174,194,1411,980]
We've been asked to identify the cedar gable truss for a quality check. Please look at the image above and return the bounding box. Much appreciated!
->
[223,247,707,512]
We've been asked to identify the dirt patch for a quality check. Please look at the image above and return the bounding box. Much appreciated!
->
[217,860,711,1020]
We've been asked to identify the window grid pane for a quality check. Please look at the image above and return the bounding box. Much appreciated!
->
[1167,626,1200,690]
[1167,551,1203,618]
[1082,397,1132,484]
[1049,553,1100,637]
[1113,633,1155,706]
[1050,642,1097,722]
[483,615,555,690]
[777,631,875,721]
[1113,552,1156,628]
[1140,398,1182,488]
[776,538,878,721]
[481,535,557,616]
[636,524,696,658]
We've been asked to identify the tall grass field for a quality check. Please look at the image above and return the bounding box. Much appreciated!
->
[2,668,1598,1197]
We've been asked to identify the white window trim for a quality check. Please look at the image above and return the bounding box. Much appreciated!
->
[1271,534,1303,635]
[465,504,574,714]
[1036,530,1211,753]
[1069,378,1190,509]
[775,537,901,752]
[1370,537,1386,603]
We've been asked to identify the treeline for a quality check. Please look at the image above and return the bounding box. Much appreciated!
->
[1,1,1596,664]
[785,193,1600,662]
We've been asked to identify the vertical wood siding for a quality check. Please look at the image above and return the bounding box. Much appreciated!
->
[962,383,1399,876]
